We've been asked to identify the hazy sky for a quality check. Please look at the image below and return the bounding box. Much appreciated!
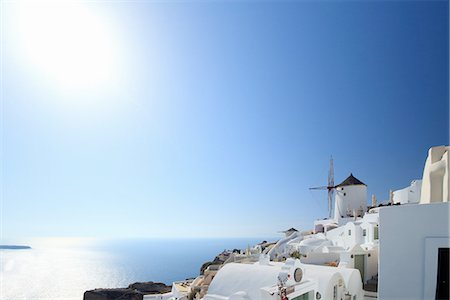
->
[2,0,449,239]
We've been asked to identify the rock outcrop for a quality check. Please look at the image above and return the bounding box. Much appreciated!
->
[128,282,171,294]
[84,282,171,300]
[83,288,142,300]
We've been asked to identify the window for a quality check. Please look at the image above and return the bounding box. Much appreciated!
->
[291,291,313,300]
[333,285,337,300]
[374,226,379,240]
[363,229,366,237]
[348,230,351,236]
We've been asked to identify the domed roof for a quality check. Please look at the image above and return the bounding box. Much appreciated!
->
[335,173,366,187]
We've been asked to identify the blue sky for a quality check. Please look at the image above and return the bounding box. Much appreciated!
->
[2,0,449,239]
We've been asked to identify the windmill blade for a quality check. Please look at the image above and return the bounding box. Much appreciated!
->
[328,155,334,188]
[309,186,328,190]
[328,190,333,218]
[328,155,335,218]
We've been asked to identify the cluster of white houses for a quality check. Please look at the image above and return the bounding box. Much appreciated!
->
[145,146,450,300]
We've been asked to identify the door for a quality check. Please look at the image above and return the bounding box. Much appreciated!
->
[354,255,365,282]
[436,248,449,300]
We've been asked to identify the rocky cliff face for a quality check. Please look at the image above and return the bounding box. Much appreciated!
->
[84,288,143,300]
[83,282,171,300]
[128,282,171,294]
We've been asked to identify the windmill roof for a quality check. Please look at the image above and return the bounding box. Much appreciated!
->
[336,173,366,187]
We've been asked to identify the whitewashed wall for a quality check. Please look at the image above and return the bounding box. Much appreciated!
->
[334,185,367,222]
[378,202,450,300]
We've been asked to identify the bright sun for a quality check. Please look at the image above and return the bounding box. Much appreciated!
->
[15,2,117,90]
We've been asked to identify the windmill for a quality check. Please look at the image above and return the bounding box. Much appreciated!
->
[310,156,335,218]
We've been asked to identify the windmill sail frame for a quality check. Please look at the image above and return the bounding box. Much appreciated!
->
[309,156,335,218]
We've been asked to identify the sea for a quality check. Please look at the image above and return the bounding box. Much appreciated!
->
[0,237,270,300]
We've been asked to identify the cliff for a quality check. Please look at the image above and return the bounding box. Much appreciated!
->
[83,282,171,300]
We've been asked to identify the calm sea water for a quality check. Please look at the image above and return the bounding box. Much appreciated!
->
[0,237,268,300]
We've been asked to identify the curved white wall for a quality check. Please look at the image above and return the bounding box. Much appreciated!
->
[420,146,449,204]
[206,263,282,300]
[334,185,367,220]
[393,180,422,204]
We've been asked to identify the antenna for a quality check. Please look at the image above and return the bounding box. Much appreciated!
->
[309,155,335,218]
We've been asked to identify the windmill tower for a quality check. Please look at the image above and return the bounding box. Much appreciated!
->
[310,156,335,218]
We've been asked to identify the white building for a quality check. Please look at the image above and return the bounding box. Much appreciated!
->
[333,174,368,223]
[392,180,422,204]
[158,146,449,300]
[378,145,450,300]
[204,257,363,300]
[314,173,368,233]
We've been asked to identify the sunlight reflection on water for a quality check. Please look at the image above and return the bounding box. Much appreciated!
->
[1,246,125,300]
[0,237,267,300]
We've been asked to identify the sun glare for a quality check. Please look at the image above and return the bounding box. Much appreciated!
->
[15,2,117,90]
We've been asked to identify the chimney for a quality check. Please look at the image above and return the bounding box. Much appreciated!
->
[259,254,270,265]
[372,194,377,207]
